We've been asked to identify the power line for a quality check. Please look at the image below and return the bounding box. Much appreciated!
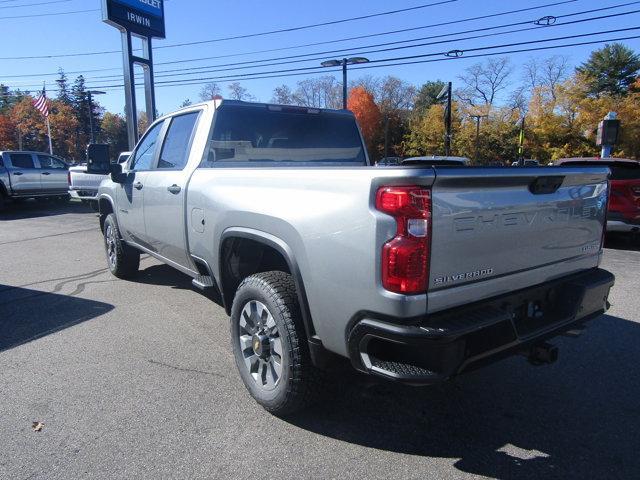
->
[0,0,615,78]
[7,32,640,94]
[137,9,640,81]
[0,0,72,9]
[2,1,637,84]
[0,0,586,61]
[67,28,640,91]
[0,8,98,20]
[0,0,457,59]
[79,8,640,84]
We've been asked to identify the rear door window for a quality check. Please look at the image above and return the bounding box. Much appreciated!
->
[9,153,35,169]
[157,112,200,170]
[37,155,66,169]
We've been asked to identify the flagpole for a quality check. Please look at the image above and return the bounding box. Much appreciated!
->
[46,116,53,155]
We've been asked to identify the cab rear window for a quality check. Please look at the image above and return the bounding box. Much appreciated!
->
[201,104,366,167]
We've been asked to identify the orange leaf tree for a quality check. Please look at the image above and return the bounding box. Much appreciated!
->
[347,86,381,153]
[0,114,18,150]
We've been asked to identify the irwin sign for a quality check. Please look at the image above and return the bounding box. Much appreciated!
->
[102,0,165,39]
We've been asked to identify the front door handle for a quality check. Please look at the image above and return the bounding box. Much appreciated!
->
[41,172,51,176]
[133,182,143,190]
[13,172,23,176]
[167,184,181,194]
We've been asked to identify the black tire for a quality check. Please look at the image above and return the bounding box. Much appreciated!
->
[230,271,325,416]
[103,213,140,279]
[0,193,5,211]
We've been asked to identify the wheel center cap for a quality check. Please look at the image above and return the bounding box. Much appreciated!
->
[252,334,270,358]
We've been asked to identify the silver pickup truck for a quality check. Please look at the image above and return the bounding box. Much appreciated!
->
[94,99,615,415]
[0,151,69,209]
[69,151,130,207]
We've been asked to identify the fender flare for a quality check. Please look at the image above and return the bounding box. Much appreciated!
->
[219,227,316,341]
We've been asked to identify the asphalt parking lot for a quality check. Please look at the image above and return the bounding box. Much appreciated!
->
[1,201,639,480]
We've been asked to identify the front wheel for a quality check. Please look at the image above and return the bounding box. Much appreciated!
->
[103,213,140,279]
[230,271,325,416]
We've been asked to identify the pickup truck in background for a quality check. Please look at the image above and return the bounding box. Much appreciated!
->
[69,151,130,208]
[0,150,69,209]
[93,99,615,416]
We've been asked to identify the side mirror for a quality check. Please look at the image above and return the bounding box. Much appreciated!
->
[86,144,111,174]
[110,163,126,184]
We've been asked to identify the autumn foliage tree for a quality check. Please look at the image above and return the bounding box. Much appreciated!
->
[347,86,381,153]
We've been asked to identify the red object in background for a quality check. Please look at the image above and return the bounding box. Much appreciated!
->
[555,158,640,226]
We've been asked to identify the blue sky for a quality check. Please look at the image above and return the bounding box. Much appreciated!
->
[2,0,640,115]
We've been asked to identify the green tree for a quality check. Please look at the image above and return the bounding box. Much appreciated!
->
[413,80,446,117]
[577,43,640,97]
[56,69,72,105]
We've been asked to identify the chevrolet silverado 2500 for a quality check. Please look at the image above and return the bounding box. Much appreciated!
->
[94,100,615,415]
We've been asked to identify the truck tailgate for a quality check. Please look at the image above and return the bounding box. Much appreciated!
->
[69,168,104,189]
[428,167,609,307]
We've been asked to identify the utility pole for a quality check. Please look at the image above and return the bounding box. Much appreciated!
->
[383,115,389,160]
[444,82,452,156]
[470,114,488,163]
[517,116,526,166]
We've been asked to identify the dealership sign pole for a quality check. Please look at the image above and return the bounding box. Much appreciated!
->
[102,0,166,149]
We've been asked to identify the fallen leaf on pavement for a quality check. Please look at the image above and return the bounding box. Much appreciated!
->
[32,422,44,432]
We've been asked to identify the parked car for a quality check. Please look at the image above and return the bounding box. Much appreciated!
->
[93,100,614,415]
[554,157,640,235]
[376,156,402,166]
[0,151,69,209]
[69,151,131,207]
[402,155,470,166]
[511,159,540,167]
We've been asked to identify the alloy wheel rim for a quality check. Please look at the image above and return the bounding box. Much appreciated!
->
[105,225,117,269]
[238,300,283,391]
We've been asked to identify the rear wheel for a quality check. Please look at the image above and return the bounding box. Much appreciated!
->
[0,192,5,211]
[103,213,140,279]
[230,271,325,416]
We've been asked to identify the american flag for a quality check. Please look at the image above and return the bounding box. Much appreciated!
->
[33,87,49,117]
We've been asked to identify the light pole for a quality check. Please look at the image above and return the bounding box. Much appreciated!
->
[320,57,370,109]
[87,90,106,143]
[470,114,488,163]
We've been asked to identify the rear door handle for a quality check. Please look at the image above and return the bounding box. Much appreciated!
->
[133,182,143,190]
[13,172,22,176]
[41,172,51,176]
[167,184,181,194]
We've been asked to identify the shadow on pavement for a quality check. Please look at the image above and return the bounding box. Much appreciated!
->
[287,314,639,479]
[605,232,640,252]
[0,285,113,352]
[0,199,94,220]
[135,263,195,291]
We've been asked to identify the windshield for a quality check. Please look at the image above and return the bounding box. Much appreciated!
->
[204,105,366,166]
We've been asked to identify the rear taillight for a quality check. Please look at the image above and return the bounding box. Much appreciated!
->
[376,186,431,294]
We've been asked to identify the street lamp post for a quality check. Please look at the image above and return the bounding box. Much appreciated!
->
[87,90,106,143]
[320,57,370,109]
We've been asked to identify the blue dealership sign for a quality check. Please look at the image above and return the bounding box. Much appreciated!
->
[102,0,165,38]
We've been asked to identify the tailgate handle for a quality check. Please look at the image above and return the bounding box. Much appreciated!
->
[529,176,564,195]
